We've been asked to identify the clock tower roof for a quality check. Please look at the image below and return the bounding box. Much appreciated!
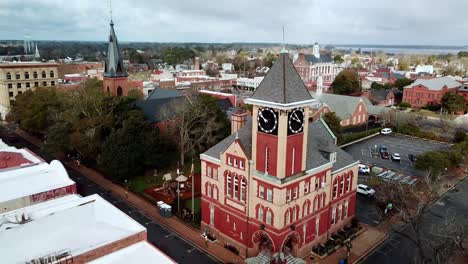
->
[246,53,313,107]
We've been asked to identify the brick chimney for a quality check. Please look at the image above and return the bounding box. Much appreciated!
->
[231,108,247,135]
[193,57,200,70]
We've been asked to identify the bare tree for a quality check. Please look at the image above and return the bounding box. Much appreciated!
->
[373,170,467,263]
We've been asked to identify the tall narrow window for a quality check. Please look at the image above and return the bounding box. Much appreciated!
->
[50,70,55,78]
[286,189,291,202]
[338,204,342,222]
[15,73,21,79]
[291,147,295,174]
[265,146,269,174]
[24,72,29,79]
[315,217,320,236]
[227,173,232,197]
[33,71,38,78]
[207,167,212,178]
[315,177,319,191]
[266,210,272,225]
[6,72,11,80]
[213,186,218,200]
[267,189,273,202]
[293,186,298,199]
[344,201,349,218]
[207,184,212,197]
[340,177,344,195]
[259,186,265,199]
[210,205,215,225]
[241,178,246,202]
[285,210,290,225]
[258,207,264,221]
[292,207,297,222]
[331,207,336,224]
[333,179,338,198]
[213,168,218,179]
[41,71,46,78]
[304,181,309,194]
[234,176,239,200]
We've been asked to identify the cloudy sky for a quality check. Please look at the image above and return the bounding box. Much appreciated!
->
[1,0,467,45]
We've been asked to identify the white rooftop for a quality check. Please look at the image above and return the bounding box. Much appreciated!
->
[0,160,75,203]
[405,77,461,91]
[88,242,175,264]
[0,194,146,263]
[0,139,43,165]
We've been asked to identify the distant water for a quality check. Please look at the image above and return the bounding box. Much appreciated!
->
[333,45,468,55]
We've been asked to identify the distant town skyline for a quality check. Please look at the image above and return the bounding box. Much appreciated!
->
[1,0,467,45]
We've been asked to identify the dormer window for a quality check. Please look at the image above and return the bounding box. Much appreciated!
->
[330,152,337,163]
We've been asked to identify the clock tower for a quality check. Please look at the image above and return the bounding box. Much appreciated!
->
[245,52,317,179]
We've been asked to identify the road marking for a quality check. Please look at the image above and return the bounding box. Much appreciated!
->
[187,247,198,253]
[165,234,175,238]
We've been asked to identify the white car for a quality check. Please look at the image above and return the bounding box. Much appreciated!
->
[391,153,401,161]
[381,128,393,135]
[358,164,370,174]
[357,184,375,196]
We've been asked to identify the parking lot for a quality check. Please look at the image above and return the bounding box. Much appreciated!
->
[343,134,451,177]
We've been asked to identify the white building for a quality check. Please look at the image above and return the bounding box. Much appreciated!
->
[293,43,341,83]
[415,65,434,74]
[235,77,264,91]
[0,194,175,263]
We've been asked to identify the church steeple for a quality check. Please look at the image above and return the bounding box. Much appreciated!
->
[103,19,129,97]
[104,20,127,78]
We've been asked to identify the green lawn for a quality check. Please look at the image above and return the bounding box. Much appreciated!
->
[128,174,164,193]
[184,196,201,218]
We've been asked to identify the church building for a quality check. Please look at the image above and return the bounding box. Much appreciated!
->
[103,20,128,96]
[200,51,358,261]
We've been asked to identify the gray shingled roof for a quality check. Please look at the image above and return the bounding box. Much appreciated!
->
[361,97,390,115]
[304,54,333,64]
[250,53,313,104]
[135,97,185,122]
[311,92,364,120]
[404,77,461,91]
[203,118,356,172]
[104,20,127,77]
[147,88,183,100]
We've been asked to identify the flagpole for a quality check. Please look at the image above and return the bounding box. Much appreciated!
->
[191,158,195,221]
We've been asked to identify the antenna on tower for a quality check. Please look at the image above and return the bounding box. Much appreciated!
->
[109,0,113,22]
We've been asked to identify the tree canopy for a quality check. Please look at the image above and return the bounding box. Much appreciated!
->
[331,69,361,95]
[441,92,467,114]
[333,55,344,64]
[322,112,342,136]
[394,78,415,91]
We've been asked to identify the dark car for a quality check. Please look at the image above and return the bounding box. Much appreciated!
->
[408,154,417,162]
[381,151,390,159]
[379,146,388,154]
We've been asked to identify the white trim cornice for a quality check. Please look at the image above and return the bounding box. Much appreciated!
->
[244,98,320,110]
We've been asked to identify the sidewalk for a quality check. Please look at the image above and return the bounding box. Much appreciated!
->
[308,226,387,264]
[15,129,244,264]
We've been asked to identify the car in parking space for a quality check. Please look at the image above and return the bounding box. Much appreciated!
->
[381,128,393,135]
[391,153,401,162]
[358,164,370,174]
[408,154,417,162]
[357,184,375,196]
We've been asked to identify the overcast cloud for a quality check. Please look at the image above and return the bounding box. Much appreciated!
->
[1,0,467,45]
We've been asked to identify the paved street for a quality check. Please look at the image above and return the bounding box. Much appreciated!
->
[343,134,450,177]
[0,128,221,264]
[354,195,382,227]
[360,176,468,264]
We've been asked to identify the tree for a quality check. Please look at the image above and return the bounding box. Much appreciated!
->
[333,55,344,64]
[394,78,415,91]
[8,88,63,135]
[174,94,230,166]
[415,151,451,176]
[42,121,72,154]
[322,112,342,136]
[331,69,361,95]
[98,110,172,181]
[371,82,393,90]
[263,52,276,68]
[398,60,409,71]
[441,92,466,114]
[453,130,467,143]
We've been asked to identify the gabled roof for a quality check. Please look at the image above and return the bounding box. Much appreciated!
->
[135,97,185,122]
[304,54,333,64]
[203,121,253,159]
[311,92,364,120]
[104,20,127,78]
[405,77,461,91]
[249,53,313,104]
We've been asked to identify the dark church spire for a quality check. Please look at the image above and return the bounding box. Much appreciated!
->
[104,20,127,77]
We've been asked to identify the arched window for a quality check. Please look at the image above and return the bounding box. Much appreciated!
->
[345,174,350,193]
[313,195,320,211]
[348,171,353,191]
[285,210,291,225]
[258,206,264,221]
[6,72,11,80]
[234,176,239,200]
[41,71,46,78]
[205,182,210,197]
[107,86,110,94]
[213,186,218,200]
[226,173,232,197]
[241,178,246,202]
[340,176,344,195]
[24,72,29,79]
[117,86,123,96]
[294,206,300,221]
[33,71,38,78]
[303,200,311,217]
[266,209,272,225]
[50,70,55,78]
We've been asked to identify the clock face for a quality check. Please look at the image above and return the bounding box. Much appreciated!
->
[288,108,305,134]
[257,108,278,134]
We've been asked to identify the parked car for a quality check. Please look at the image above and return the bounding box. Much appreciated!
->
[357,184,375,196]
[358,164,370,174]
[408,154,417,162]
[379,146,388,153]
[379,146,390,159]
[381,128,393,135]
[391,153,401,162]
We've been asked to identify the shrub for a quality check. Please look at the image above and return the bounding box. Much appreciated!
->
[399,102,411,108]
[340,128,381,145]
[453,130,467,143]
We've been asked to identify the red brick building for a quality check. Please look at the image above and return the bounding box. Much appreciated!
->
[402,77,461,108]
[457,83,468,109]
[200,52,358,261]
